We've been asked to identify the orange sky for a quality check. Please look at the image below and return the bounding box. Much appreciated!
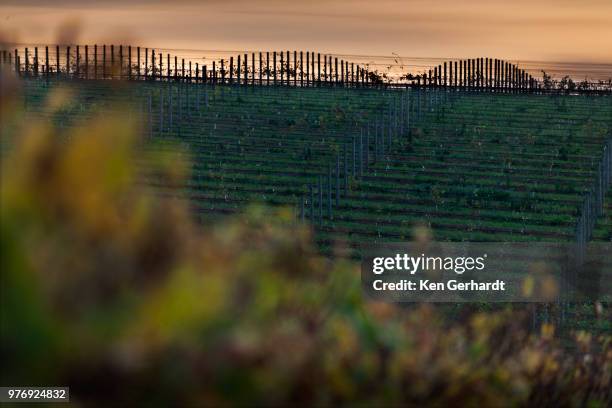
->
[1,0,612,64]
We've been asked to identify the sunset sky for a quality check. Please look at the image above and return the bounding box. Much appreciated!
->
[1,0,612,64]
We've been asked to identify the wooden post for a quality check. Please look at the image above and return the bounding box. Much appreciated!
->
[259,52,263,85]
[434,66,438,87]
[266,52,270,85]
[118,45,123,78]
[45,46,49,76]
[34,47,39,75]
[335,57,339,84]
[286,50,290,85]
[310,52,314,83]
[515,66,518,89]
[151,49,156,79]
[294,50,297,86]
[182,58,185,81]
[492,59,495,88]
[84,45,89,79]
[273,52,276,84]
[466,59,474,89]
[317,53,321,84]
[286,51,291,84]
[136,47,140,78]
[506,62,510,89]
[306,51,310,85]
[144,47,148,79]
[506,61,509,89]
[242,53,246,85]
[159,53,163,81]
[66,46,70,76]
[280,52,284,84]
[300,51,304,86]
[444,62,447,86]
[174,56,178,80]
[166,54,170,80]
[73,45,78,78]
[508,63,514,89]
[111,45,115,78]
[93,45,98,79]
[24,47,29,74]
[222,59,226,83]
[212,61,216,83]
[480,57,484,88]
[126,46,131,79]
[237,54,241,84]
[345,61,349,85]
[55,45,59,76]
[241,53,246,85]
[492,58,496,88]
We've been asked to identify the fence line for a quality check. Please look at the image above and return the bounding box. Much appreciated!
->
[1,45,547,91]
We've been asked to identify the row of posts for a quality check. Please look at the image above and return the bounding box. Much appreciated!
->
[2,46,540,90]
[298,88,445,225]
[575,137,612,264]
[421,58,537,90]
[1,46,376,86]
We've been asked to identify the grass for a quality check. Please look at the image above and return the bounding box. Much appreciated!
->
[8,77,612,252]
[3,76,610,337]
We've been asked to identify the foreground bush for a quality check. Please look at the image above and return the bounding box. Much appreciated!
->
[1,86,610,406]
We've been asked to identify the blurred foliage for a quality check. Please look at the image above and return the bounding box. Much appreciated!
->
[1,80,611,406]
